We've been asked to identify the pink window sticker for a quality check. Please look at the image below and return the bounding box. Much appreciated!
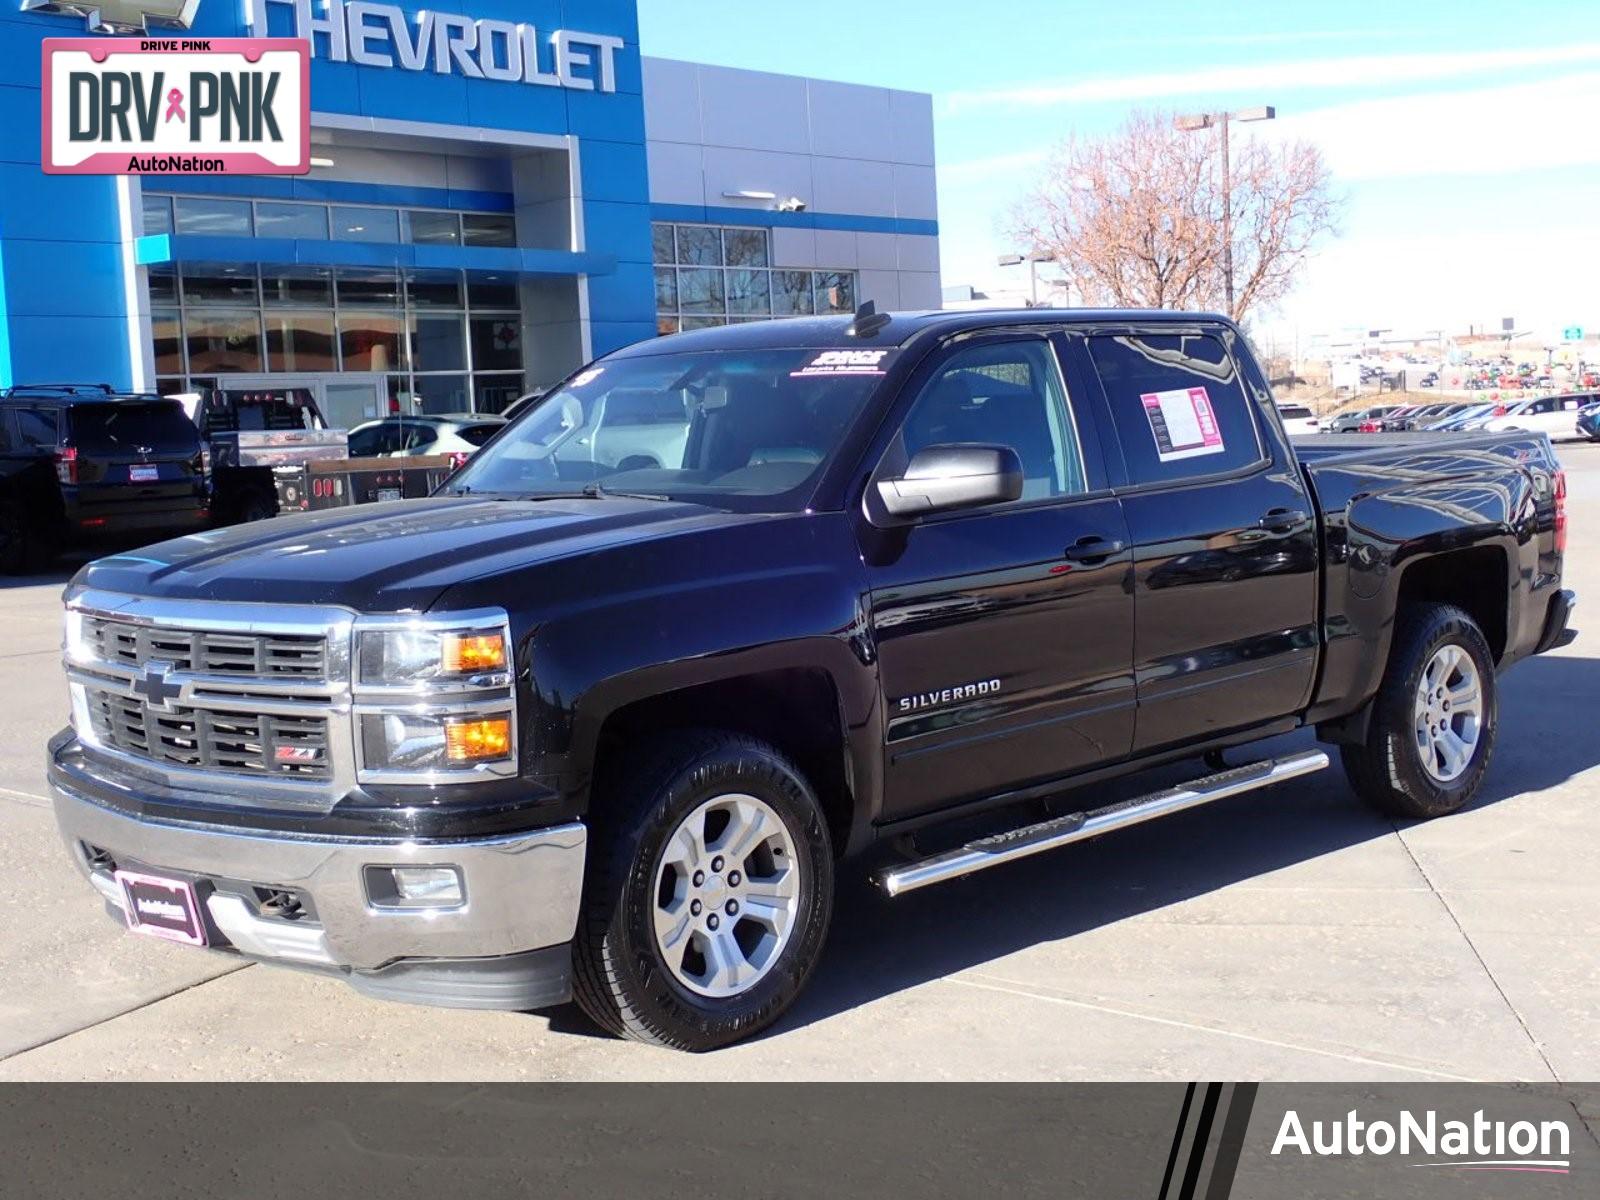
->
[1140,386,1227,463]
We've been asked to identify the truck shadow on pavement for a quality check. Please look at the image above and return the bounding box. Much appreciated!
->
[765,647,1600,1039]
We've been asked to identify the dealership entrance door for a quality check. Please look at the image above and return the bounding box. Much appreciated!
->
[229,374,387,432]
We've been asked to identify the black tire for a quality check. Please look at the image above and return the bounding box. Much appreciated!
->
[1341,603,1497,819]
[572,730,834,1051]
[0,499,36,575]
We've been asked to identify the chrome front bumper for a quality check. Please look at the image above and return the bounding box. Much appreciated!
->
[51,747,587,980]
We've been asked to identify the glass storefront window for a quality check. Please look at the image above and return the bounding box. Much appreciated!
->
[470,316,522,372]
[155,376,185,397]
[468,275,519,310]
[410,313,467,373]
[264,266,334,306]
[651,223,853,331]
[725,229,769,268]
[727,269,772,315]
[676,226,722,266]
[652,224,675,265]
[772,270,815,315]
[814,271,856,314]
[147,265,178,305]
[462,213,516,247]
[654,268,677,313]
[406,270,464,309]
[406,210,462,245]
[182,263,259,306]
[472,374,524,415]
[175,197,252,236]
[412,374,471,414]
[255,202,329,240]
[338,312,407,372]
[186,311,263,373]
[331,206,401,243]
[265,312,338,373]
[143,195,174,237]
[336,268,401,307]
[678,268,724,314]
[151,310,183,375]
[681,316,727,330]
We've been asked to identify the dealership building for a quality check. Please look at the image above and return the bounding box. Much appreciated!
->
[0,0,940,426]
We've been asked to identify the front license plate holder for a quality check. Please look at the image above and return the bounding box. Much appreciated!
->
[115,870,208,947]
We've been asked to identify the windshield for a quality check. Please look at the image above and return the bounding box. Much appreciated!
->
[449,348,890,510]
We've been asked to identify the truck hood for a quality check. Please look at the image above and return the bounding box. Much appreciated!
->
[75,495,753,611]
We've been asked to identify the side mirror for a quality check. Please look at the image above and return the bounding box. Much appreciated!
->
[876,444,1024,520]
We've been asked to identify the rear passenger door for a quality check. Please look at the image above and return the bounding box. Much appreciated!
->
[1078,326,1319,754]
[865,333,1135,820]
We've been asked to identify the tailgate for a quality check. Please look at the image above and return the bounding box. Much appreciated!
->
[66,402,203,504]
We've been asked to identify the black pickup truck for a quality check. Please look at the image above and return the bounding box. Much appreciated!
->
[47,309,1573,1051]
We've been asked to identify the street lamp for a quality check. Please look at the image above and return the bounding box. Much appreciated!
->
[1175,105,1276,318]
[998,251,1056,307]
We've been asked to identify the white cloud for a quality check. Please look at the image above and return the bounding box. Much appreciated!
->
[943,42,1600,112]
[1263,72,1600,180]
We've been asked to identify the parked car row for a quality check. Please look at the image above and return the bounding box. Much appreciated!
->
[0,383,527,573]
[1328,393,1600,441]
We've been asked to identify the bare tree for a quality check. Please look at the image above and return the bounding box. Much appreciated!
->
[1006,110,1340,322]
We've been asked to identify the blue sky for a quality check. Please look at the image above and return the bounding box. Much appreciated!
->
[638,0,1600,341]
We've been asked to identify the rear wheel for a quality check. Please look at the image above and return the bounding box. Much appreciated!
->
[1341,603,1497,819]
[572,731,834,1051]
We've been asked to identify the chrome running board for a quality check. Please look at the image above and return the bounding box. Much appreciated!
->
[873,749,1330,897]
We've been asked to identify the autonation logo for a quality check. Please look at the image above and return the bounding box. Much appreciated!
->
[1272,1107,1573,1174]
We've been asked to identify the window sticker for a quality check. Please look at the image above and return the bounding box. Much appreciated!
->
[1141,387,1226,462]
[790,349,897,377]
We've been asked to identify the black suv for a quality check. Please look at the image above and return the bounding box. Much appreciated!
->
[0,385,208,572]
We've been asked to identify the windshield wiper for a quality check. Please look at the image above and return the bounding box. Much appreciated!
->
[582,480,673,502]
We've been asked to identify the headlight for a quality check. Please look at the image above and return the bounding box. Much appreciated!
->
[358,626,509,687]
[359,711,514,772]
[352,610,517,782]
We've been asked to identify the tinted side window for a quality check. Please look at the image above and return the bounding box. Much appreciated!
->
[0,411,14,452]
[13,407,60,449]
[1088,333,1264,486]
[901,339,1086,500]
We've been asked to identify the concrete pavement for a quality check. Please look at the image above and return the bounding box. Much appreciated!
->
[2,445,1598,1080]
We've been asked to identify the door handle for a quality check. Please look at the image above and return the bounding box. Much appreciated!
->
[1063,535,1127,563]
[1258,507,1310,532]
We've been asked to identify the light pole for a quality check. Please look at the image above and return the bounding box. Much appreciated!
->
[998,251,1057,307]
[1175,105,1276,319]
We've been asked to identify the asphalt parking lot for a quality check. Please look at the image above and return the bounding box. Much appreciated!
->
[2,445,1598,1082]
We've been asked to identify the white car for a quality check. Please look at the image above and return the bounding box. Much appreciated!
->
[1276,404,1321,436]
[1479,394,1586,441]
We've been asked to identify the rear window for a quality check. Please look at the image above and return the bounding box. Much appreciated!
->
[68,402,197,453]
[1277,405,1314,419]
[458,424,501,447]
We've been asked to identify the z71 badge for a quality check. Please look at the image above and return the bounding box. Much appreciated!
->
[897,679,1002,713]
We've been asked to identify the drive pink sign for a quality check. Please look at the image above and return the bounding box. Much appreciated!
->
[43,37,310,175]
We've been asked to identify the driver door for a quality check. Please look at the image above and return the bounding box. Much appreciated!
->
[863,334,1136,822]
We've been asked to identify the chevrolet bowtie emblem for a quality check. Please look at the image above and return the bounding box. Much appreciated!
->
[19,0,201,34]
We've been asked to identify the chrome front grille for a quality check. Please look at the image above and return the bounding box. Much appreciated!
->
[65,592,357,804]
[86,690,332,780]
[84,616,327,678]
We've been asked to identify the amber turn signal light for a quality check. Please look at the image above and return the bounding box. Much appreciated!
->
[444,717,512,762]
[442,632,507,674]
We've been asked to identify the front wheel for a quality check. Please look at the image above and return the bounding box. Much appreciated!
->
[1341,603,1497,819]
[572,731,834,1050]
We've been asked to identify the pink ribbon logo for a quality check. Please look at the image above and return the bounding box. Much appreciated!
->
[164,88,185,123]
